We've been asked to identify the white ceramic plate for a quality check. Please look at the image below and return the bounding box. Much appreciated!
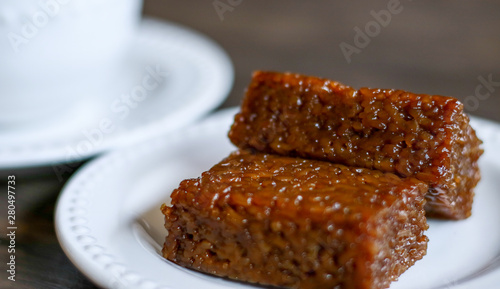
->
[55,108,500,289]
[0,18,233,169]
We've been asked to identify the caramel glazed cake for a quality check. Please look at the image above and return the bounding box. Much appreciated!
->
[229,71,483,220]
[162,150,429,289]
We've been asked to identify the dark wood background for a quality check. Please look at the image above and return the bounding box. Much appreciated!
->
[1,1,499,288]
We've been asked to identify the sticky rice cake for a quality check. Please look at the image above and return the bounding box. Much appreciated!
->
[229,71,483,219]
[162,150,428,289]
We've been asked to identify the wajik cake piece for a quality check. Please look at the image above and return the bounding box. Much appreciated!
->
[162,150,428,289]
[229,71,483,219]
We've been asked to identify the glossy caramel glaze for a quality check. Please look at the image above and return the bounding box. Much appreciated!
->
[162,150,428,289]
[229,71,483,219]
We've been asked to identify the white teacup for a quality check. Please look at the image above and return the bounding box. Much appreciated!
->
[0,0,143,128]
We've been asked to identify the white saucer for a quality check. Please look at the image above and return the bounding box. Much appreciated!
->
[55,109,500,289]
[0,18,233,169]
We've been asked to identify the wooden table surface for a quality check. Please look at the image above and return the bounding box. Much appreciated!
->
[1,1,499,288]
